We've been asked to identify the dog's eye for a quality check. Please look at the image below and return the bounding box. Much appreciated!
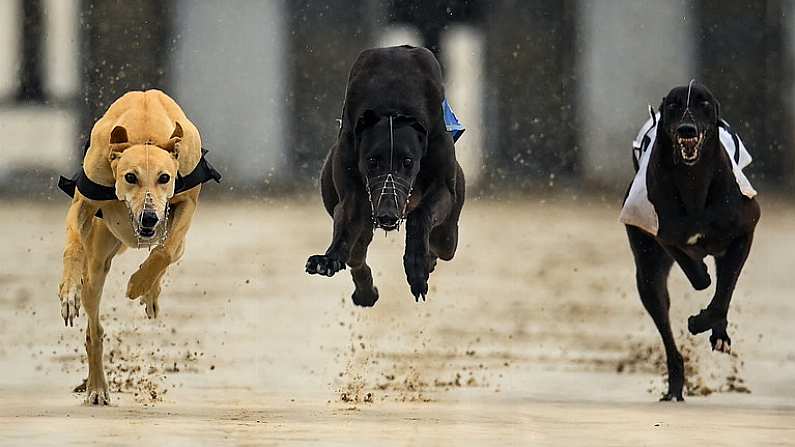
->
[158,173,171,184]
[666,102,680,110]
[700,100,711,108]
[367,158,378,169]
[124,173,137,184]
[403,158,413,168]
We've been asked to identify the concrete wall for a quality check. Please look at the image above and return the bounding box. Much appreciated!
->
[172,0,286,187]
[0,0,79,180]
[577,0,695,187]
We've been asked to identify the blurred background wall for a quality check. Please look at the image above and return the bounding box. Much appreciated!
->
[0,0,792,197]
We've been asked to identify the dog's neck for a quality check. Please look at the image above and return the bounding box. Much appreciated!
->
[656,129,722,215]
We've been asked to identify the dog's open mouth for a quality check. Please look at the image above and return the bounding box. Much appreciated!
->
[677,132,704,164]
[137,227,157,239]
[376,220,401,232]
[127,204,168,243]
[131,218,159,241]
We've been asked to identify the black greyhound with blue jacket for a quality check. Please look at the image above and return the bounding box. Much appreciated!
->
[305,45,465,307]
[622,81,760,401]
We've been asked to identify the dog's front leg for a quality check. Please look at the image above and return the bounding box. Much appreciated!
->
[404,185,453,301]
[306,193,368,277]
[687,232,754,349]
[127,191,198,318]
[59,196,98,327]
[662,244,711,291]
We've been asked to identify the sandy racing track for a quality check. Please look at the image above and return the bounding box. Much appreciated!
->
[1,197,794,446]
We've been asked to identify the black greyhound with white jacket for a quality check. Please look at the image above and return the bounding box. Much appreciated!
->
[621,81,760,401]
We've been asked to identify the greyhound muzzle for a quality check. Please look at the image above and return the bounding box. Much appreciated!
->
[366,173,413,232]
[128,192,169,244]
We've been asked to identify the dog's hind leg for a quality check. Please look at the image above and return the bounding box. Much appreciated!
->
[429,222,457,262]
[627,226,684,401]
[82,222,121,405]
[319,149,339,217]
[688,233,754,352]
[348,228,379,307]
[429,164,465,263]
[59,197,98,327]
[427,224,452,275]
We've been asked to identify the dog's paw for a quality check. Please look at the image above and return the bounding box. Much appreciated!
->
[85,387,110,406]
[126,269,153,300]
[684,261,711,291]
[404,252,430,302]
[73,378,87,393]
[140,296,160,319]
[692,274,712,291]
[687,308,725,336]
[710,325,732,354]
[138,285,161,319]
[58,280,81,327]
[305,254,346,277]
[659,392,685,402]
[352,286,379,307]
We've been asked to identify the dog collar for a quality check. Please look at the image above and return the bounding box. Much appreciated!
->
[58,146,222,216]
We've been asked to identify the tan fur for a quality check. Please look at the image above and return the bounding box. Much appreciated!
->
[58,90,203,405]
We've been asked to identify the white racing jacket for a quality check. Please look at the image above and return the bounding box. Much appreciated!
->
[619,108,757,236]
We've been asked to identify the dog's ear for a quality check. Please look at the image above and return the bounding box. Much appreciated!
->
[657,97,666,116]
[394,114,429,151]
[110,125,128,144]
[160,122,182,160]
[109,125,132,153]
[170,121,184,139]
[410,120,427,136]
[108,125,131,168]
[355,109,379,137]
[656,96,667,129]
[394,114,426,135]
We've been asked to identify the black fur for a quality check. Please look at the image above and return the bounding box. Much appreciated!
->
[305,45,465,306]
[625,83,760,401]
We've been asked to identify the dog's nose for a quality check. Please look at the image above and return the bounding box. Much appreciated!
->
[376,214,399,228]
[141,210,159,228]
[676,123,698,139]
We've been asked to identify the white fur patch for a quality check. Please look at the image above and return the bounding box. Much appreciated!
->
[687,233,703,245]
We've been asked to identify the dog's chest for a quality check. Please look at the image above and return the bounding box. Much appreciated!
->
[684,230,731,256]
[100,203,144,247]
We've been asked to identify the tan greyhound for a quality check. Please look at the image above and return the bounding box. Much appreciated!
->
[57,89,218,405]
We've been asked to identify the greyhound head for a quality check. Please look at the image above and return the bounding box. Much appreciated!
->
[107,123,182,241]
[658,81,721,166]
[355,110,427,231]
